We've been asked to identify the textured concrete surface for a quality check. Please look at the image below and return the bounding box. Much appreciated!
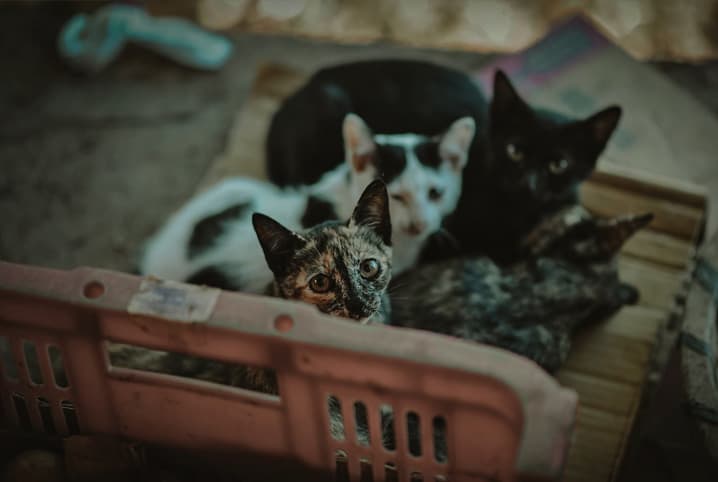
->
[0,2,488,272]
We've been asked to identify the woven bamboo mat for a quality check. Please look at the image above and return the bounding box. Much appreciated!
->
[198,64,707,481]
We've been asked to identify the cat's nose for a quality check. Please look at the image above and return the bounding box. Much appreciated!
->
[405,221,427,236]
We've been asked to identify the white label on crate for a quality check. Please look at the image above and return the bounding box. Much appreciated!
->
[127,278,220,322]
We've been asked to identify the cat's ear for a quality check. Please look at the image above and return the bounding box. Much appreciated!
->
[343,113,377,173]
[566,212,653,259]
[584,106,622,146]
[439,116,476,170]
[593,212,653,255]
[252,213,306,275]
[349,180,391,245]
[491,70,526,115]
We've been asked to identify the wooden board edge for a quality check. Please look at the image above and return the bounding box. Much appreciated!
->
[591,163,708,210]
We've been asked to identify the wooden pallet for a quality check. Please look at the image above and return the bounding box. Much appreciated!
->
[199,64,708,482]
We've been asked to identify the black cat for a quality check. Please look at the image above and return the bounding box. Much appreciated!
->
[266,59,621,263]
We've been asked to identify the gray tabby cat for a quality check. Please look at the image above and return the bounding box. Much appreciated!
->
[111,180,393,395]
[390,207,653,373]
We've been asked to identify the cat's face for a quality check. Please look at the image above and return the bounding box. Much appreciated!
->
[253,180,392,322]
[539,212,653,266]
[489,70,622,205]
[343,113,475,243]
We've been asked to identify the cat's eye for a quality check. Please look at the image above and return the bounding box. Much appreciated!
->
[309,274,332,293]
[549,158,570,174]
[359,259,380,279]
[428,187,444,202]
[506,143,524,162]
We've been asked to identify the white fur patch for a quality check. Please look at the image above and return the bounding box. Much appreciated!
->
[141,116,473,289]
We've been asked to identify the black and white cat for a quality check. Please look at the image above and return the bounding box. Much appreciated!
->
[140,113,474,290]
[266,60,622,264]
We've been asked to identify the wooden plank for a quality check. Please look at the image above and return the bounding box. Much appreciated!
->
[590,162,708,210]
[576,406,631,435]
[252,63,306,99]
[580,182,704,240]
[556,371,641,417]
[563,331,653,384]
[621,229,695,270]
[598,305,665,342]
[618,256,687,311]
[565,421,624,481]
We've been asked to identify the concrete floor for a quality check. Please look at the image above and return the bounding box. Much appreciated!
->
[1,2,718,480]
[0,2,490,273]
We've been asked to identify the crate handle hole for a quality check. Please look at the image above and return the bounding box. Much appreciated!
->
[83,281,105,299]
[328,395,345,440]
[433,416,448,463]
[23,341,43,385]
[274,314,293,332]
[384,462,398,482]
[0,336,18,381]
[48,345,69,388]
[407,411,422,457]
[12,393,32,431]
[61,400,80,435]
[359,458,373,482]
[380,404,396,451]
[335,450,349,482]
[37,397,56,435]
[354,401,370,446]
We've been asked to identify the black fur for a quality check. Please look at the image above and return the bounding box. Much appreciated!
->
[450,71,622,263]
[188,203,249,260]
[413,141,442,168]
[373,143,407,183]
[266,60,621,264]
[266,59,486,187]
[186,266,236,290]
[301,195,338,229]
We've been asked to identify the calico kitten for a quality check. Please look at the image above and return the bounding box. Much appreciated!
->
[390,210,653,373]
[140,113,474,285]
[112,180,393,395]
[265,59,621,263]
[253,179,393,323]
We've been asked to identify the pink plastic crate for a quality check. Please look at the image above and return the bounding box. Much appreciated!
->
[0,261,576,481]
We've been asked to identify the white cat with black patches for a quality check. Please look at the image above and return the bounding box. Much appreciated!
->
[140,113,474,292]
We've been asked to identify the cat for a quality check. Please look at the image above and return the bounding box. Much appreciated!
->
[267,59,487,187]
[265,59,622,264]
[140,112,474,286]
[389,208,653,373]
[450,70,622,263]
[112,179,394,396]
